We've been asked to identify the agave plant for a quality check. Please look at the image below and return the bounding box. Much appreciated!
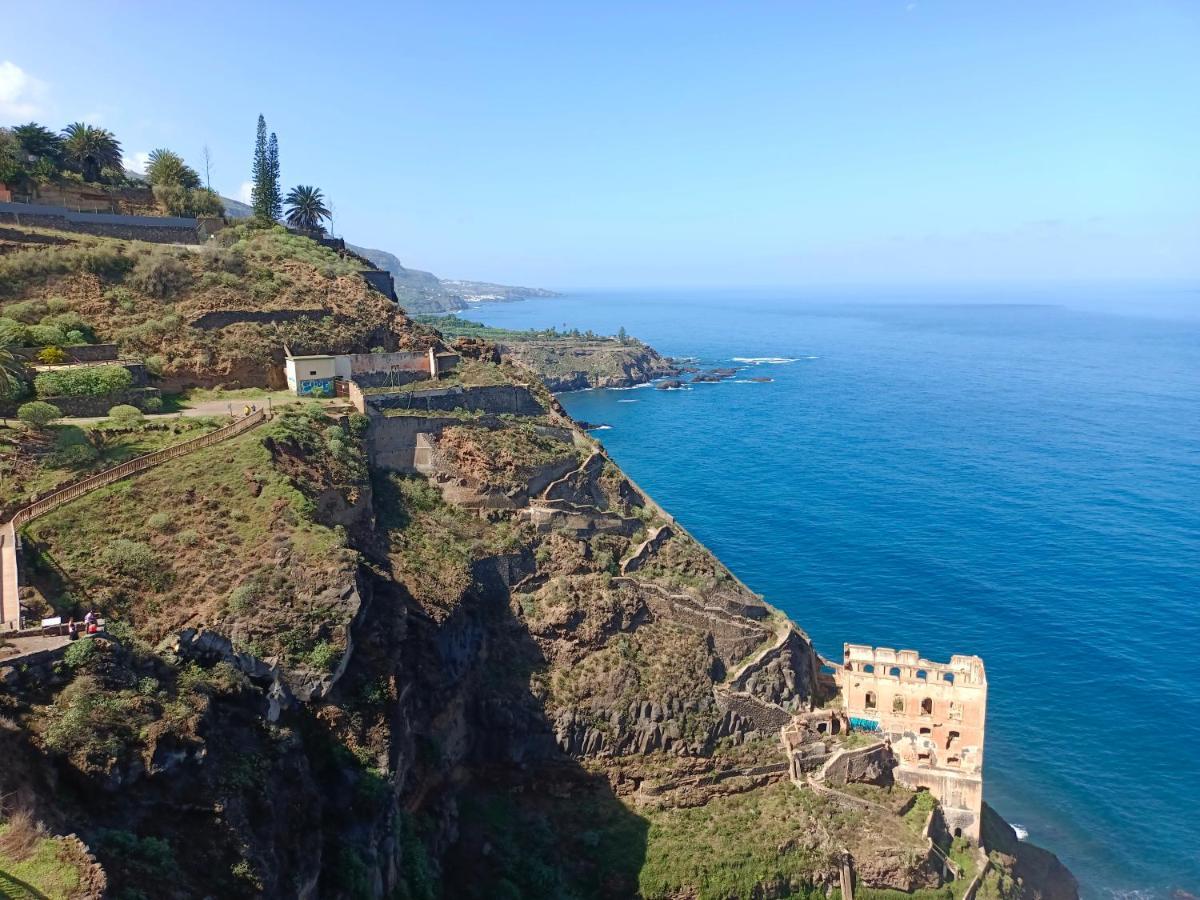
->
[61,122,123,183]
[284,185,331,233]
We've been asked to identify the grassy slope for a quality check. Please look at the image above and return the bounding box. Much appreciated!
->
[0,417,225,510]
[0,828,83,900]
[21,407,358,663]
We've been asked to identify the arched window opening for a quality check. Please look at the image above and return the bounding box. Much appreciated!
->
[889,666,901,678]
[864,664,875,674]
[947,730,960,749]
[865,691,877,710]
[921,697,933,715]
[954,827,963,838]
[944,672,955,684]
[916,669,928,680]
[893,695,906,713]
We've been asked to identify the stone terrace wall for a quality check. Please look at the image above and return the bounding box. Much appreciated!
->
[39,387,161,417]
[0,202,200,243]
[365,384,545,417]
[189,309,331,330]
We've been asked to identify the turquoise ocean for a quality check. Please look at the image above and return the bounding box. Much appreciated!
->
[466,285,1200,900]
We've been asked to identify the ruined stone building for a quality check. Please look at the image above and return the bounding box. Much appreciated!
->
[836,644,987,840]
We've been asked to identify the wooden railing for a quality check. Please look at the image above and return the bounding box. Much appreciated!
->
[9,410,267,529]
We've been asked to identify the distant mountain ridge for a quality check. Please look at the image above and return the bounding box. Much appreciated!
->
[220,195,559,314]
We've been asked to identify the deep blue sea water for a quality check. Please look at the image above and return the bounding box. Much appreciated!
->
[469,285,1200,900]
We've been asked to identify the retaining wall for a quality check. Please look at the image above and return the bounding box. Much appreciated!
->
[0,201,200,243]
[189,308,331,330]
[364,384,544,417]
[40,387,161,417]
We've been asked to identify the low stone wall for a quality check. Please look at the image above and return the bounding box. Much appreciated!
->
[11,344,121,364]
[820,742,895,787]
[41,387,161,417]
[189,308,331,330]
[365,383,545,417]
[0,202,200,243]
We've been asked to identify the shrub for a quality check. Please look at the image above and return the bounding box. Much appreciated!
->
[152,182,189,216]
[0,807,45,863]
[107,404,144,426]
[0,317,30,345]
[307,641,340,672]
[0,243,132,295]
[198,244,244,274]
[27,323,68,346]
[62,638,100,670]
[143,355,165,376]
[35,346,67,365]
[35,365,133,398]
[17,401,61,429]
[103,286,136,312]
[39,311,92,342]
[146,511,174,533]
[141,395,162,413]
[103,539,169,589]
[2,299,48,323]
[127,250,192,299]
[49,443,98,468]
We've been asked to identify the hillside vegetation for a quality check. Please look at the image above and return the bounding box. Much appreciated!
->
[0,222,433,390]
[0,220,1075,900]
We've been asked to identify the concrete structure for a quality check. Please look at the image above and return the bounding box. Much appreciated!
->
[285,354,339,396]
[285,349,461,397]
[836,644,987,840]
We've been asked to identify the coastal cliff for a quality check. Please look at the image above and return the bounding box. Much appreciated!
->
[0,223,1075,898]
[418,315,680,391]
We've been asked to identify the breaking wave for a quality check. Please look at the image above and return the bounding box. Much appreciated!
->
[1012,824,1029,841]
[732,356,798,364]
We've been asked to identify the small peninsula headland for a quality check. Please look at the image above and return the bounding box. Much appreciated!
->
[417,314,680,391]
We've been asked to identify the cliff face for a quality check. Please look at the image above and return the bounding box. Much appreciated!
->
[0,226,1075,899]
[496,338,679,391]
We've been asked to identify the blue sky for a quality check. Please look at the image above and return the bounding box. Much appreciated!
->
[3,1,1198,288]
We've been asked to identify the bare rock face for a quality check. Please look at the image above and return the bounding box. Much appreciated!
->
[982,804,1081,900]
[731,627,824,711]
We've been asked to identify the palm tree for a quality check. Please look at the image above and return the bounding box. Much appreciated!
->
[145,148,200,188]
[60,123,122,183]
[0,348,27,424]
[284,185,331,233]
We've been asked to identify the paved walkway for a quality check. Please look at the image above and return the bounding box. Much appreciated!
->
[63,394,305,426]
[0,631,72,663]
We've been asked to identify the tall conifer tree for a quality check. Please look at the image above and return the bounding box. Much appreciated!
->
[266,132,281,220]
[250,115,270,219]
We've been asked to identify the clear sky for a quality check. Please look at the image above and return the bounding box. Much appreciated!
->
[3,1,1198,289]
